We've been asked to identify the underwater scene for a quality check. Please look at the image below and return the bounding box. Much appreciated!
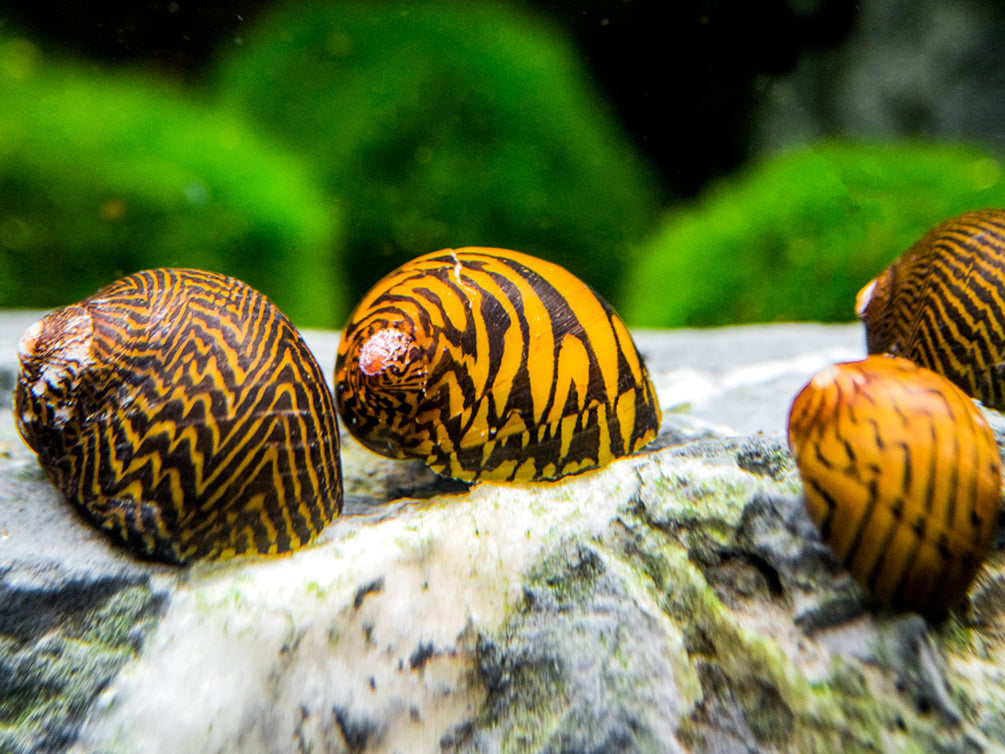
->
[8,4,1005,753]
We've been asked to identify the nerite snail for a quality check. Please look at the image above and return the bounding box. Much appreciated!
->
[334,247,662,482]
[857,208,1005,409]
[15,268,343,564]
[787,355,1001,618]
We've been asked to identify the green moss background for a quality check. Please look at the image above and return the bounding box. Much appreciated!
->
[0,1,658,327]
[1,1,1004,328]
[620,141,1005,327]
[0,34,341,326]
[211,0,660,312]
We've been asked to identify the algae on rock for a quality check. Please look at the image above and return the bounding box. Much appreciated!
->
[0,582,166,754]
[3,321,1005,753]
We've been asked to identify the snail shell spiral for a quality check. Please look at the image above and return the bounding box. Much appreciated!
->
[787,355,1002,618]
[857,208,1005,409]
[334,247,661,482]
[15,268,343,563]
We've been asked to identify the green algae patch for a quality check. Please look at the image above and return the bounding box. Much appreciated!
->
[618,450,999,753]
[14,431,1005,751]
[635,458,760,549]
[0,582,165,753]
[620,511,901,753]
[735,437,797,481]
[464,539,696,754]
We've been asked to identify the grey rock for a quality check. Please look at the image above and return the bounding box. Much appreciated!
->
[4,318,1005,753]
[465,541,688,754]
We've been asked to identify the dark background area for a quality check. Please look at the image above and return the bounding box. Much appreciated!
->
[0,0,858,200]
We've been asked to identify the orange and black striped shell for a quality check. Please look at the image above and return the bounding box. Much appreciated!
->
[15,268,342,564]
[787,355,1001,618]
[334,247,661,482]
[857,208,1005,409]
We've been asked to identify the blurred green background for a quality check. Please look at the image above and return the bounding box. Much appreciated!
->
[2,0,1005,328]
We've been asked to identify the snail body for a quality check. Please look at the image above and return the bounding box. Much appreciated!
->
[857,208,1005,409]
[15,268,342,563]
[334,247,661,482]
[787,355,1001,618]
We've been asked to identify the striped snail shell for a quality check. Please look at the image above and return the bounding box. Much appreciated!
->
[857,208,1005,409]
[334,247,661,482]
[787,355,1002,618]
[15,268,343,564]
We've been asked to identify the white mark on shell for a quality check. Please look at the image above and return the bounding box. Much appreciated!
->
[448,248,478,294]
[17,319,44,363]
[855,278,877,319]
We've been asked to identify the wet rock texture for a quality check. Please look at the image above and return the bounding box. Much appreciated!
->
[2,321,1005,753]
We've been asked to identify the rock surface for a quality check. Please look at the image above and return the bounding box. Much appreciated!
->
[3,318,1005,753]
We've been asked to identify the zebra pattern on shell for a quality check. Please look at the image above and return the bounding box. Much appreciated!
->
[787,355,1001,618]
[858,208,1005,409]
[15,268,343,563]
[334,247,661,483]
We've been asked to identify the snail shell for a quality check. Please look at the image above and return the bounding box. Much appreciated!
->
[334,247,661,482]
[787,355,1001,618]
[857,208,1005,409]
[15,268,343,563]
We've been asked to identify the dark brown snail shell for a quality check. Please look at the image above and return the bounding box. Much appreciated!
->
[787,355,1002,618]
[333,247,661,482]
[857,208,1005,409]
[15,268,343,563]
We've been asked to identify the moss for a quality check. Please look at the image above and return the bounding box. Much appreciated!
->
[212,0,659,314]
[0,31,341,326]
[623,140,1005,327]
